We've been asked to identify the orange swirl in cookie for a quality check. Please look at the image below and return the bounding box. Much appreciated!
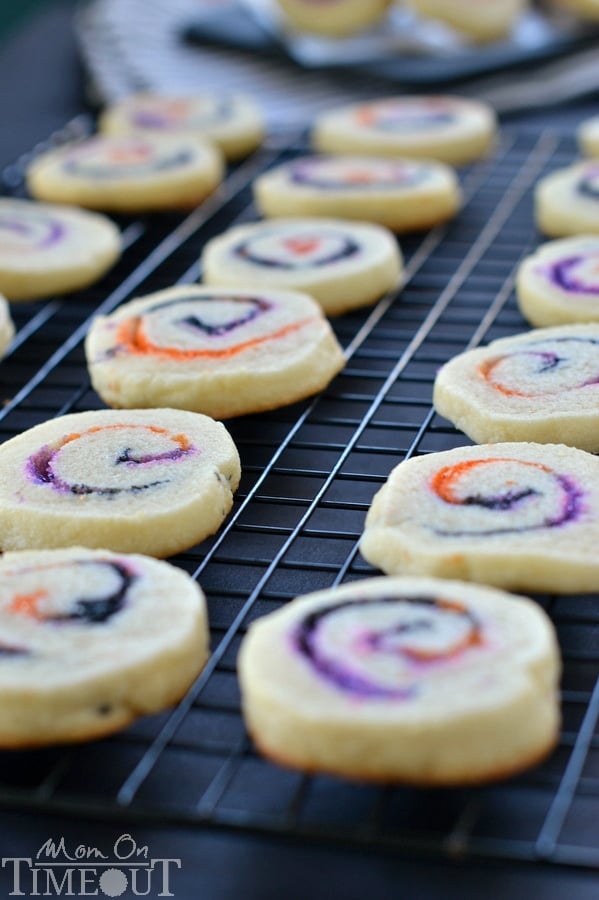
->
[354,98,457,133]
[111,294,316,361]
[289,157,427,189]
[25,424,196,497]
[61,136,194,179]
[429,457,583,536]
[477,336,599,398]
[294,595,484,699]
[128,96,233,130]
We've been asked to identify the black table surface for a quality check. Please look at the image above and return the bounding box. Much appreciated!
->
[1,4,599,899]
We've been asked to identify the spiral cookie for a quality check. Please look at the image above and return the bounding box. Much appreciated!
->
[312,96,497,166]
[579,115,599,159]
[239,575,560,784]
[26,134,224,213]
[253,155,461,233]
[361,442,599,592]
[0,408,240,556]
[85,285,345,417]
[201,219,402,316]
[0,198,121,301]
[0,295,14,359]
[516,237,599,327]
[99,93,265,161]
[0,547,208,747]
[535,162,599,238]
[274,0,391,36]
[434,325,599,450]
[404,0,526,42]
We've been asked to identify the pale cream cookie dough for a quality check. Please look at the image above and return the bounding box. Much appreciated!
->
[0,295,14,359]
[85,285,345,418]
[579,115,599,158]
[535,162,599,238]
[99,93,265,162]
[551,0,599,20]
[516,236,599,327]
[404,0,527,42]
[0,198,121,301]
[275,0,391,36]
[0,547,209,747]
[201,218,402,316]
[239,575,560,785]
[26,134,224,214]
[253,155,462,233]
[0,408,241,557]
[434,325,599,451]
[312,96,497,166]
[361,441,599,593]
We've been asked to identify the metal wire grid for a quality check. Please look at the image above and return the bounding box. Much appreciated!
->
[1,125,598,871]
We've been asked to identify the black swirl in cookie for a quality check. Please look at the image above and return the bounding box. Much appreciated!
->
[233,231,360,270]
[289,158,427,190]
[542,252,599,296]
[294,595,482,699]
[145,294,272,336]
[429,457,583,537]
[576,165,599,201]
[61,138,193,179]
[4,559,135,625]
[130,97,233,130]
[0,210,65,252]
[25,424,196,497]
[478,336,599,397]
[355,100,456,133]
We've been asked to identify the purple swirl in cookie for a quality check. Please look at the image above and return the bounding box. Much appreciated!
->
[576,165,599,201]
[149,294,273,336]
[0,212,65,251]
[355,100,456,133]
[131,97,233,129]
[234,232,360,270]
[61,138,193,179]
[289,158,426,190]
[430,458,583,537]
[25,424,196,497]
[541,253,599,295]
[294,595,482,699]
[479,337,599,398]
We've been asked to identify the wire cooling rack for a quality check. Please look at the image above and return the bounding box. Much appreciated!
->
[1,122,598,871]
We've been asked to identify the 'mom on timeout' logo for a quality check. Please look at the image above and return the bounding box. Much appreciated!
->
[2,834,181,896]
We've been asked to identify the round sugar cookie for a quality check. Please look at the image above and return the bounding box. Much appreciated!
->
[535,162,599,238]
[201,219,402,316]
[99,93,265,161]
[0,546,208,747]
[0,295,14,359]
[361,441,599,593]
[26,134,224,213]
[239,575,560,785]
[404,0,527,42]
[274,0,391,36]
[434,325,599,451]
[0,198,121,301]
[85,286,345,418]
[0,408,240,557]
[516,236,599,327]
[253,155,462,233]
[312,96,497,166]
[579,115,599,158]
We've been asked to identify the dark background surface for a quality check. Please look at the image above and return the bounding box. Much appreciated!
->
[0,3,598,898]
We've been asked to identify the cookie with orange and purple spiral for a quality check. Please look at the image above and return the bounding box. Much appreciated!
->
[433,324,599,450]
[361,442,599,592]
[85,285,345,417]
[253,155,461,233]
[239,575,560,784]
[0,408,240,557]
[0,546,208,747]
[26,133,223,213]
